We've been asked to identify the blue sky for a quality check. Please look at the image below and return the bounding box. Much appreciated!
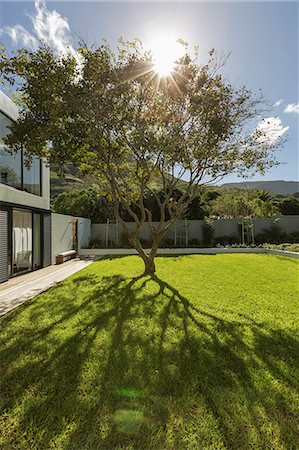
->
[0,1,298,183]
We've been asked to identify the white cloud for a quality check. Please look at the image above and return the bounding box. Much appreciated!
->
[284,103,299,114]
[273,99,283,107]
[256,117,289,146]
[1,0,80,64]
[0,24,37,49]
[31,0,78,60]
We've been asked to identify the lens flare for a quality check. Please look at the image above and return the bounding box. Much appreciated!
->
[148,34,184,77]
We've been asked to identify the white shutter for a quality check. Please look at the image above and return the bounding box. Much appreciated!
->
[0,209,8,282]
[43,213,51,267]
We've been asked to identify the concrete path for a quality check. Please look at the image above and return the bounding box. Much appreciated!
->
[0,259,93,317]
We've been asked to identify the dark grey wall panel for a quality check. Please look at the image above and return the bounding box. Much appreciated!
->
[0,209,8,283]
[43,213,51,267]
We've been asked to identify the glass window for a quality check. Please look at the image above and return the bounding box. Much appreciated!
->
[23,157,41,196]
[0,112,22,189]
[0,147,22,189]
[0,112,42,195]
[0,111,12,144]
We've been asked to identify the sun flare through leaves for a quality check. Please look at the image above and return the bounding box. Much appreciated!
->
[148,34,185,78]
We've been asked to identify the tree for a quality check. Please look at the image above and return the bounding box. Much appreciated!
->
[52,188,101,220]
[276,196,299,215]
[0,40,282,274]
[210,189,279,244]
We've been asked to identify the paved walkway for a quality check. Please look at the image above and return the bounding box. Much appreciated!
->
[0,259,92,317]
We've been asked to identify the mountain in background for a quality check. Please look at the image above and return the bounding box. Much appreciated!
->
[50,163,191,200]
[50,164,90,200]
[221,180,299,196]
[51,164,299,200]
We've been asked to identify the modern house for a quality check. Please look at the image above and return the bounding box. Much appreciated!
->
[0,90,51,283]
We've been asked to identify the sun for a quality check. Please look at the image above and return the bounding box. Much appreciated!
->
[148,34,184,77]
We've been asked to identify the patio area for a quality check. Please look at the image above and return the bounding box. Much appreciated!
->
[0,259,92,316]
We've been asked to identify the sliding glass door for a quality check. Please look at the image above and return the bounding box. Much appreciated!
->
[0,207,46,282]
[12,209,32,275]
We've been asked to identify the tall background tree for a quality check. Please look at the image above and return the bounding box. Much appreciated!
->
[0,40,283,274]
[209,189,279,244]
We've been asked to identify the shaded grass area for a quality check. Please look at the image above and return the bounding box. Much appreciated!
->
[0,255,298,449]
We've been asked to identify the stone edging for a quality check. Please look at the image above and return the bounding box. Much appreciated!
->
[79,247,299,259]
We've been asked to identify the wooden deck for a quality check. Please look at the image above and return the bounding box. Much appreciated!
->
[0,259,92,317]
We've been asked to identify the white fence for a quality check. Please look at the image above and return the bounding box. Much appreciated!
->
[89,216,299,247]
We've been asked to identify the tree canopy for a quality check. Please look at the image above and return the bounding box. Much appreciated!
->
[210,190,279,220]
[0,39,283,273]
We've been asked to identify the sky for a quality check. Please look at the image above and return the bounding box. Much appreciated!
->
[0,0,298,183]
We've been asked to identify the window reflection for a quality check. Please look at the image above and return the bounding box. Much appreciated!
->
[0,112,42,196]
[0,147,22,188]
[23,157,41,196]
[0,110,12,144]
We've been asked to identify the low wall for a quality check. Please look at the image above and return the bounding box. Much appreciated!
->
[78,247,299,259]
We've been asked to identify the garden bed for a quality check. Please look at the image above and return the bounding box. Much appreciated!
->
[79,246,299,259]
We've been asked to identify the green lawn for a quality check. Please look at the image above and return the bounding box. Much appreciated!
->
[0,255,298,449]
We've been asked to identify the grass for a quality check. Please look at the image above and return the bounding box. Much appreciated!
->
[0,254,298,449]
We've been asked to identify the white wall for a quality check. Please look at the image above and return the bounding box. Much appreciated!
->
[213,218,240,237]
[51,213,91,263]
[253,216,299,234]
[78,217,91,250]
[90,216,299,245]
[51,213,73,264]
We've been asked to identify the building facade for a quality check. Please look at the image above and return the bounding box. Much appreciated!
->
[0,90,51,283]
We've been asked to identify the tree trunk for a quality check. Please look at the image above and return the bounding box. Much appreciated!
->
[143,256,156,276]
[120,223,165,276]
[124,231,157,275]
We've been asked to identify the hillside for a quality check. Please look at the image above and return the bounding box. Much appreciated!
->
[50,164,90,200]
[50,164,191,200]
[221,180,299,196]
[51,165,299,201]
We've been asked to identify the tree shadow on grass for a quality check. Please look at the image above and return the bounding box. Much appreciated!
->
[0,271,298,449]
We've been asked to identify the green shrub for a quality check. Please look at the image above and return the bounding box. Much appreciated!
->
[214,234,240,246]
[88,239,103,249]
[261,243,299,252]
[189,238,200,247]
[288,231,299,243]
[120,232,132,248]
[160,238,175,248]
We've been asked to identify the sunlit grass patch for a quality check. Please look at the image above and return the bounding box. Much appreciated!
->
[0,255,298,449]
